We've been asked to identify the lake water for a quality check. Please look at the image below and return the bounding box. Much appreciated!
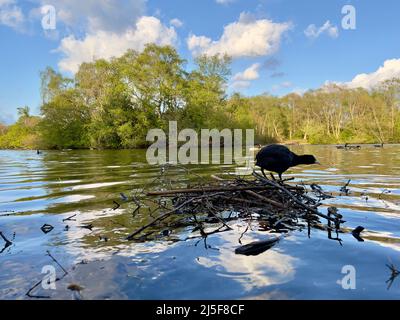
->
[1,145,400,300]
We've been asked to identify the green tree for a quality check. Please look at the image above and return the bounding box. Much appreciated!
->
[0,110,41,149]
[40,67,73,104]
[40,89,90,149]
[6,46,399,150]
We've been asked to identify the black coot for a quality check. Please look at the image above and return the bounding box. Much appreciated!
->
[256,144,319,180]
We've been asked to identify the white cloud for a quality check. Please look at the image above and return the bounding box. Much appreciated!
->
[170,18,183,28]
[187,35,211,53]
[233,63,261,81]
[304,20,338,39]
[231,63,262,90]
[36,0,145,33]
[57,16,178,73]
[344,59,400,89]
[0,0,24,30]
[187,12,291,58]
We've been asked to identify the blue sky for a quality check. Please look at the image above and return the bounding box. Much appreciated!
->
[1,0,400,124]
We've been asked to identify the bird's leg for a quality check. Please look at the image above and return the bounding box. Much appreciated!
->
[278,173,283,182]
[270,173,276,181]
[261,168,268,179]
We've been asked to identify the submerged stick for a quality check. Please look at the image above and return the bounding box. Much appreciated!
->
[62,214,77,222]
[0,231,12,246]
[126,193,223,240]
[46,250,68,275]
[0,231,13,254]
[26,251,68,299]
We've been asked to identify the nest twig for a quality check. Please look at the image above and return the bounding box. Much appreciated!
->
[126,170,344,243]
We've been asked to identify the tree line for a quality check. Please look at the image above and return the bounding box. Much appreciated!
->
[1,44,400,149]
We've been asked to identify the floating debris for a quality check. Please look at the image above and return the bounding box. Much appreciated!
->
[0,231,13,253]
[0,231,12,246]
[112,200,120,210]
[160,229,171,237]
[80,224,93,231]
[68,283,84,300]
[120,193,128,201]
[235,237,280,256]
[63,214,77,222]
[67,283,84,292]
[99,236,109,242]
[360,192,369,202]
[310,183,334,199]
[352,226,365,242]
[386,261,400,290]
[40,224,54,234]
[340,180,351,196]
[0,210,15,216]
[379,189,391,199]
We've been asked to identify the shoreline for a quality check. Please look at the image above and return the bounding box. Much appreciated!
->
[0,142,396,152]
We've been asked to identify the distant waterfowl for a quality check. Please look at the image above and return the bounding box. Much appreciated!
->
[255,144,319,180]
[336,143,362,150]
[374,143,384,148]
[36,150,41,154]
[336,143,349,150]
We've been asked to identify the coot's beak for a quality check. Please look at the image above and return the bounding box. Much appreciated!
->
[315,160,321,165]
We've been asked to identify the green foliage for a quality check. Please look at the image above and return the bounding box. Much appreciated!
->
[2,45,400,149]
[242,84,400,144]
[0,113,41,149]
[40,67,73,104]
[37,45,233,149]
[40,89,90,149]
